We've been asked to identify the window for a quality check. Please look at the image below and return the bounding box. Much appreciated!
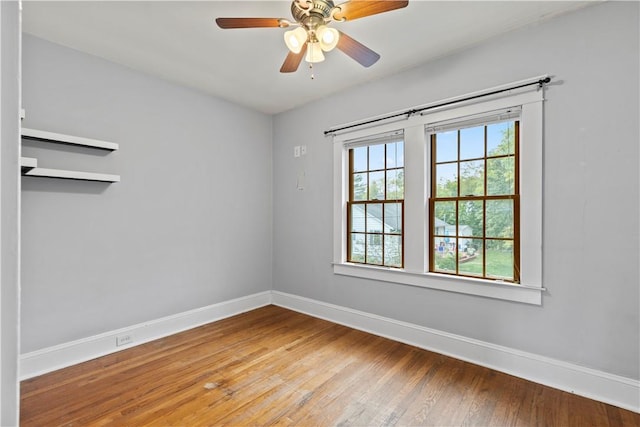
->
[347,135,404,267]
[333,83,544,305]
[429,119,520,282]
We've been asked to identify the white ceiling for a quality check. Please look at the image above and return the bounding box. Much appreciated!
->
[22,1,593,115]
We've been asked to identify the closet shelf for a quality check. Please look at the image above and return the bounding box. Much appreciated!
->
[21,128,119,151]
[20,157,37,172]
[23,167,120,183]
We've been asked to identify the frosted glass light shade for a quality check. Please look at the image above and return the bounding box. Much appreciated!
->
[317,26,339,51]
[284,27,307,54]
[305,42,325,63]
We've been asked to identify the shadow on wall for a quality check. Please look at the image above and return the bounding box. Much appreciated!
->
[21,139,113,158]
[21,177,113,195]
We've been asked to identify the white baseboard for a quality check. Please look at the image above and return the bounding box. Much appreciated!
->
[19,291,271,380]
[20,289,639,413]
[272,291,640,413]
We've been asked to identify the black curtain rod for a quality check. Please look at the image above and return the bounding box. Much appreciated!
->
[324,77,551,136]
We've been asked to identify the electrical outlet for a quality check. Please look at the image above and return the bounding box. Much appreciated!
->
[116,334,133,347]
[294,146,301,158]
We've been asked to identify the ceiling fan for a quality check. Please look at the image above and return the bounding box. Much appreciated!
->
[215,0,409,74]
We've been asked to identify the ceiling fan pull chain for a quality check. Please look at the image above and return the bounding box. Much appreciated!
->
[309,63,315,80]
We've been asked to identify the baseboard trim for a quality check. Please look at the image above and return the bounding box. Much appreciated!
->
[19,291,272,380]
[272,291,640,413]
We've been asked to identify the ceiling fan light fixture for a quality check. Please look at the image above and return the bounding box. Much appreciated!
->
[284,26,307,53]
[317,25,339,51]
[305,41,325,63]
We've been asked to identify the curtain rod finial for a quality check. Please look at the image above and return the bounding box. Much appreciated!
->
[539,77,551,87]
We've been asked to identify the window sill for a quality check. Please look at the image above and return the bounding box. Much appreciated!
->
[333,262,543,305]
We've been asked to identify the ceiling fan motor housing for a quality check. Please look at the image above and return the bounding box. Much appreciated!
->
[291,0,336,30]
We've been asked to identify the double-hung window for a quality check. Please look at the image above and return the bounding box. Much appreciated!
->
[347,132,404,267]
[333,79,544,305]
[429,113,520,282]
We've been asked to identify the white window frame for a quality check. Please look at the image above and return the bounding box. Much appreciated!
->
[332,86,544,305]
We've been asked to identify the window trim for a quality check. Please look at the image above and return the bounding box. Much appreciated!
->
[333,87,544,305]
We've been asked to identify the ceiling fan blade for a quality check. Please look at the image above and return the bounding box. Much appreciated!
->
[280,44,308,73]
[336,31,380,67]
[333,1,408,21]
[215,17,288,29]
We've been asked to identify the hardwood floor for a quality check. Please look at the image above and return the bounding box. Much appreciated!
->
[21,305,639,426]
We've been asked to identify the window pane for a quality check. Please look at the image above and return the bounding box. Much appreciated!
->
[486,199,513,238]
[350,204,365,232]
[366,204,383,233]
[353,146,368,172]
[458,200,483,238]
[459,160,484,197]
[369,144,385,170]
[366,234,383,265]
[487,157,515,196]
[460,126,484,160]
[349,233,365,263]
[353,173,367,201]
[384,235,402,267]
[386,169,404,200]
[435,131,457,163]
[486,239,514,280]
[384,203,402,233]
[434,201,456,236]
[386,141,404,168]
[433,236,455,273]
[368,171,385,200]
[487,121,515,156]
[435,163,458,197]
[458,238,483,277]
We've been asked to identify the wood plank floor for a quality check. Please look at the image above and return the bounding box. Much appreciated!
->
[21,305,639,426]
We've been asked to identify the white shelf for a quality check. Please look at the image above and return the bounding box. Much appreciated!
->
[20,125,120,183]
[21,128,119,151]
[23,167,120,183]
[20,157,38,172]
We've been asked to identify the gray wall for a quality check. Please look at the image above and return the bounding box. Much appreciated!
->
[21,35,273,353]
[1,1,21,424]
[272,2,639,380]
